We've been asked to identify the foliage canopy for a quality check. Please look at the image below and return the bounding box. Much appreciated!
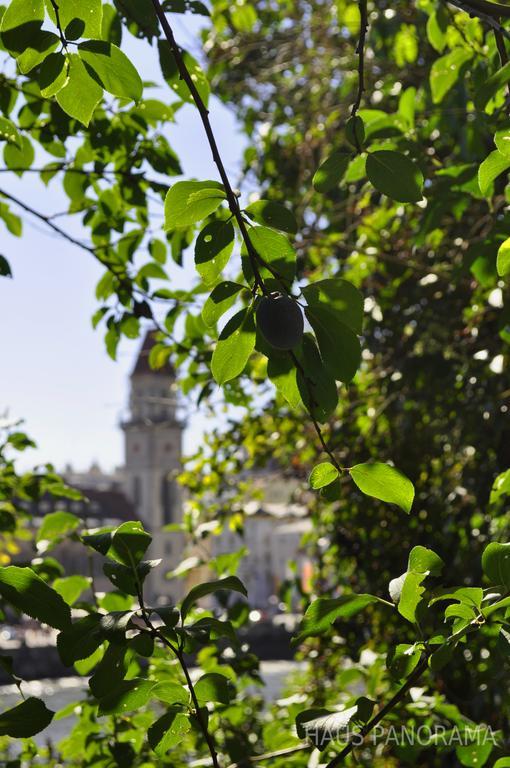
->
[1,0,510,765]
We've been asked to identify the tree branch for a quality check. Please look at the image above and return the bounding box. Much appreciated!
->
[351,0,368,120]
[324,656,429,767]
[442,0,510,40]
[136,586,221,768]
[150,0,266,294]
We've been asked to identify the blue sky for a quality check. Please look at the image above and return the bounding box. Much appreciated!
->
[0,18,246,472]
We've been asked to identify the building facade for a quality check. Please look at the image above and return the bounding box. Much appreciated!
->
[30,330,312,607]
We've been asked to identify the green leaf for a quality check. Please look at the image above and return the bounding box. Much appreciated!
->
[267,352,302,409]
[181,576,247,620]
[0,255,12,277]
[103,559,158,596]
[497,237,510,277]
[48,0,103,39]
[366,150,423,203]
[137,262,167,281]
[312,151,352,193]
[201,281,244,327]
[247,225,296,283]
[482,542,510,589]
[429,643,453,672]
[109,521,152,567]
[296,701,373,749]
[390,546,443,621]
[426,8,447,52]
[0,117,21,147]
[397,571,426,623]
[309,462,339,490]
[89,644,127,698]
[53,575,90,605]
[408,546,444,576]
[38,52,69,98]
[430,48,472,103]
[305,304,361,383]
[195,220,235,284]
[0,204,22,236]
[345,115,365,147]
[36,510,80,551]
[495,129,510,157]
[0,0,44,57]
[17,29,59,74]
[429,587,483,609]
[303,278,364,334]
[4,135,35,174]
[78,41,142,101]
[194,672,231,705]
[490,469,510,504]
[296,334,338,423]
[82,529,113,555]
[295,594,382,642]
[56,54,103,126]
[57,613,103,665]
[0,697,53,738]
[388,643,422,681]
[99,610,133,644]
[245,200,297,234]
[0,566,71,631]
[456,734,494,768]
[475,61,510,112]
[350,462,414,513]
[164,180,226,230]
[158,41,209,106]
[211,307,256,385]
[98,678,155,715]
[152,681,189,706]
[148,708,191,756]
[478,150,510,196]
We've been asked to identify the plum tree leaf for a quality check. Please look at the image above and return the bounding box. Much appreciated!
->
[148,708,191,756]
[181,576,247,619]
[497,237,510,277]
[350,462,414,513]
[482,542,510,589]
[56,54,103,126]
[78,41,142,101]
[0,566,71,631]
[478,151,510,196]
[202,281,245,327]
[211,308,256,385]
[245,199,297,234]
[195,220,235,284]
[295,594,384,642]
[312,151,352,193]
[165,180,226,229]
[0,697,54,738]
[366,150,423,203]
[309,462,339,490]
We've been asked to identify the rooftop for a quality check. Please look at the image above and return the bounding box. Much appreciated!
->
[131,329,175,378]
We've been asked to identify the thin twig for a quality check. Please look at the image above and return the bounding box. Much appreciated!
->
[443,0,510,41]
[150,0,266,294]
[324,657,428,767]
[49,0,68,51]
[351,0,368,121]
[137,586,221,768]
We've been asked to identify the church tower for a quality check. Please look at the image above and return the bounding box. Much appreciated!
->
[121,330,184,601]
